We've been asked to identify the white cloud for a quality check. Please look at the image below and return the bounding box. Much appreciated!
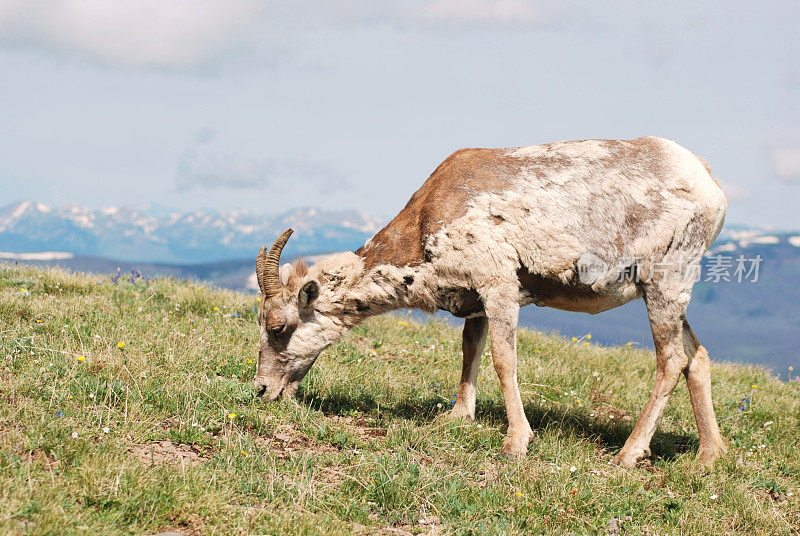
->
[0,1,546,70]
[176,148,346,193]
[0,0,260,68]
[416,0,538,24]
[772,147,800,182]
[177,150,271,191]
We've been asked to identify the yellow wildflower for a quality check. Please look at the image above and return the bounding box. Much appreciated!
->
[228,412,237,420]
[117,342,125,349]
[77,355,85,362]
[213,306,219,311]
[586,334,591,340]
[246,358,253,364]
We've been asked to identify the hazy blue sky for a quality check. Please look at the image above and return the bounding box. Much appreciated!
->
[1,1,799,227]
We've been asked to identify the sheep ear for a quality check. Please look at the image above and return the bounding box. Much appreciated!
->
[280,263,292,285]
[298,280,319,309]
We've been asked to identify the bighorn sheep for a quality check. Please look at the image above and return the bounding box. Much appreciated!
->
[254,136,728,467]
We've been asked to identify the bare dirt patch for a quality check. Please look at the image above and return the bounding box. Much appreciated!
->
[155,511,206,536]
[316,465,346,487]
[130,440,206,467]
[254,424,339,458]
[330,415,387,441]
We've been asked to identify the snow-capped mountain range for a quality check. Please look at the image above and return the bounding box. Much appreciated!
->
[2,200,799,374]
[0,200,384,263]
[2,200,799,264]
[712,225,800,254]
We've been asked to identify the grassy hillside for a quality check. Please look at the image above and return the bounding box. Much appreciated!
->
[1,264,798,536]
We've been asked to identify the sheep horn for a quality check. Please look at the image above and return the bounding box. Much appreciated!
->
[257,228,293,297]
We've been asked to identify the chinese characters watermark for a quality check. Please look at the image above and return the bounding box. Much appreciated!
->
[577,253,762,285]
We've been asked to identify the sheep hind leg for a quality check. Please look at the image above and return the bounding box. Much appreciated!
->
[612,283,688,468]
[449,316,488,420]
[682,317,727,466]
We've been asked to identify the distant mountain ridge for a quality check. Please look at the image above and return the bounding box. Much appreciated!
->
[2,200,799,374]
[0,200,384,263]
[3,199,800,265]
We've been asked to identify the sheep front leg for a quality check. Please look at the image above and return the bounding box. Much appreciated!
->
[485,300,532,458]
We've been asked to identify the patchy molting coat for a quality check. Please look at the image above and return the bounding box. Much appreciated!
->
[261,136,729,465]
[285,136,726,326]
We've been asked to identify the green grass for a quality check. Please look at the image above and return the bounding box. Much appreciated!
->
[1,263,798,535]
